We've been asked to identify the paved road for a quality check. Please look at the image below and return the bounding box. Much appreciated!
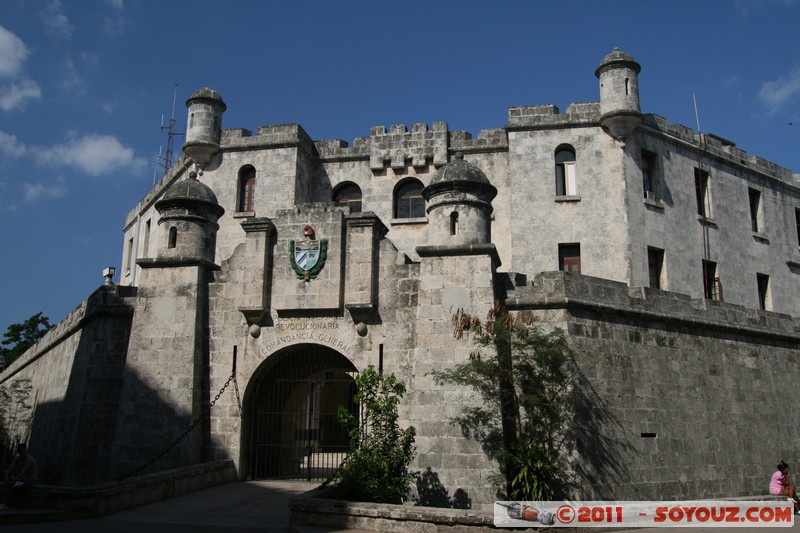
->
[1,480,323,532]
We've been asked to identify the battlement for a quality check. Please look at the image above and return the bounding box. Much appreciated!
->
[220,123,317,154]
[505,271,800,340]
[642,113,798,184]
[506,102,601,129]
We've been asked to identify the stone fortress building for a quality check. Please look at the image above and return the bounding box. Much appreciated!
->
[2,49,799,509]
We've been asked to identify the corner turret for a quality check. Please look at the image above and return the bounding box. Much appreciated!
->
[423,153,497,246]
[154,172,225,262]
[596,48,642,141]
[182,87,227,171]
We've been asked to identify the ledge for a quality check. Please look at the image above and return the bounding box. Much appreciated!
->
[555,195,581,203]
[390,217,428,226]
[137,257,221,270]
[416,243,501,266]
[6,461,236,518]
[290,495,495,532]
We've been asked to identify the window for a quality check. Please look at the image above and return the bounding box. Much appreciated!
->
[555,146,577,196]
[394,179,425,219]
[143,219,151,257]
[558,243,581,273]
[702,259,722,301]
[333,183,362,213]
[126,237,134,273]
[238,166,256,212]
[694,168,710,217]
[168,227,178,249]
[641,150,657,199]
[450,212,459,236]
[748,188,762,232]
[756,273,770,311]
[796,208,800,247]
[647,247,664,289]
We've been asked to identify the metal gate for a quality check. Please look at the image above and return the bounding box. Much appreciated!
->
[245,345,357,480]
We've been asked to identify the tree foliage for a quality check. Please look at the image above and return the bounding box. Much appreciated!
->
[331,365,416,504]
[0,312,52,367]
[0,378,33,450]
[432,301,575,500]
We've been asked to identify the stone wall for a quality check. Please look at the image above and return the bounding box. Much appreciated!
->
[507,271,800,500]
[0,286,136,486]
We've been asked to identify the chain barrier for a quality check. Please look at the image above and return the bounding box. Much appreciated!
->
[118,371,237,482]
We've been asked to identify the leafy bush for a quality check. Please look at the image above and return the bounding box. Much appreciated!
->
[330,366,416,504]
[433,301,575,500]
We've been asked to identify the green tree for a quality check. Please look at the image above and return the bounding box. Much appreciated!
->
[432,301,575,501]
[0,312,52,367]
[331,365,416,504]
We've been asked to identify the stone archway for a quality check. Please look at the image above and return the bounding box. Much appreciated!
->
[242,344,357,480]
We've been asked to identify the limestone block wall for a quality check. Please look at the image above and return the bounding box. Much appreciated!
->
[627,117,800,315]
[405,245,503,511]
[0,286,135,486]
[507,271,800,500]
[110,262,213,478]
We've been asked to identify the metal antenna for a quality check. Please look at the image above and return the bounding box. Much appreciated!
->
[156,82,184,176]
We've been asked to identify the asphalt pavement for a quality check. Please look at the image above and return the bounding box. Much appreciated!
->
[0,479,330,532]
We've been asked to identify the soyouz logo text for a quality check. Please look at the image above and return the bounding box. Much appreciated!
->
[494,500,794,528]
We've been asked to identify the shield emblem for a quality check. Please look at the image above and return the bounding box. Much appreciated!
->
[294,240,320,271]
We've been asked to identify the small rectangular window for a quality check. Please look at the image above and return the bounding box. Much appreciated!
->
[641,150,657,199]
[647,247,664,289]
[795,208,800,247]
[756,273,770,310]
[126,237,134,273]
[748,188,762,233]
[559,243,581,273]
[143,219,151,257]
[702,259,722,301]
[695,168,710,217]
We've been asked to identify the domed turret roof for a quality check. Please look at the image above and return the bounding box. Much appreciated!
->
[429,153,492,186]
[186,87,227,110]
[156,175,224,216]
[424,153,497,201]
[595,48,641,77]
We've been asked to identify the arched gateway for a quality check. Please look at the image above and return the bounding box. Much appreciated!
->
[242,344,358,480]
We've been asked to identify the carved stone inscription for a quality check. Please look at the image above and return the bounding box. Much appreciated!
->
[260,315,352,356]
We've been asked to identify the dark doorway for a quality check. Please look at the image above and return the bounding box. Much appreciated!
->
[242,344,357,480]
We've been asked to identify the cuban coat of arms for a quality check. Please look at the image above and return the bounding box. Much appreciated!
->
[289,225,328,281]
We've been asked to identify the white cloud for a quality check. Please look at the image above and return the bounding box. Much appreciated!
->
[40,0,73,41]
[0,130,27,158]
[0,25,30,77]
[57,54,87,96]
[0,79,42,111]
[35,132,146,177]
[23,180,67,201]
[758,68,800,117]
[104,0,124,10]
[104,15,127,36]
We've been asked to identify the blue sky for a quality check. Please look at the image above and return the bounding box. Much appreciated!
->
[1,0,799,335]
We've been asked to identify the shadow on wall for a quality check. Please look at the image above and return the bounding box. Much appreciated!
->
[8,287,234,487]
[414,467,472,509]
[570,370,633,499]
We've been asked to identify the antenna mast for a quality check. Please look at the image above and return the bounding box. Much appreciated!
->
[156,82,184,176]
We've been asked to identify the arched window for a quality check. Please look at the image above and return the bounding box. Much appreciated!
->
[394,179,425,219]
[555,145,577,196]
[238,166,256,212]
[450,212,459,236]
[168,227,177,249]
[333,183,362,213]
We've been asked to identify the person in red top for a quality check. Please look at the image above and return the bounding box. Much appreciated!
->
[769,460,800,514]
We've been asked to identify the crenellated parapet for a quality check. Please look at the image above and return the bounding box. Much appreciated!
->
[642,113,798,185]
[506,102,601,130]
